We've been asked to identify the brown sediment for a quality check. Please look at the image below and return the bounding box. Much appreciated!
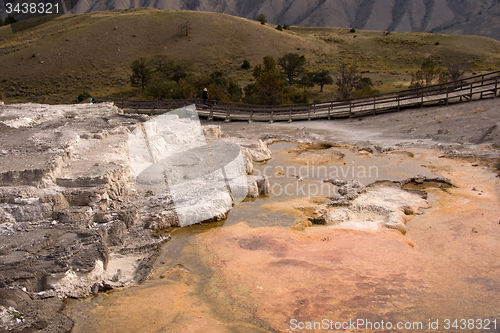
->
[66,274,236,333]
[198,154,500,332]
[65,223,276,333]
[261,196,329,229]
[202,223,424,331]
[65,146,500,332]
[295,142,353,151]
[284,143,348,166]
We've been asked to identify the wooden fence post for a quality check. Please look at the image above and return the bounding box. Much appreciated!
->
[249,109,253,123]
[495,77,498,97]
[121,99,124,109]
[469,82,473,102]
[269,108,274,123]
[288,109,292,123]
[446,88,449,106]
[372,97,376,115]
[225,107,231,122]
[308,105,311,121]
[208,106,213,121]
[397,94,400,111]
[135,105,138,113]
[349,101,352,118]
[328,105,331,120]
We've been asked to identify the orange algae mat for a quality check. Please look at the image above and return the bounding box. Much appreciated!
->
[66,154,500,333]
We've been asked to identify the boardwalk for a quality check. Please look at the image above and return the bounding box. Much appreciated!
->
[103,71,499,122]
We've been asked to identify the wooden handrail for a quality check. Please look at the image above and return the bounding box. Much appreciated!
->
[98,70,500,121]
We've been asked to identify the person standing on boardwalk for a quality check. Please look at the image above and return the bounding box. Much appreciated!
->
[202,88,209,108]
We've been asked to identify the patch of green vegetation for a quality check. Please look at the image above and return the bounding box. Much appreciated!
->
[241,59,251,70]
[322,35,344,43]
[77,91,91,102]
[376,36,429,46]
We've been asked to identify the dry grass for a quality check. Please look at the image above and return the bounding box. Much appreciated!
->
[0,9,499,103]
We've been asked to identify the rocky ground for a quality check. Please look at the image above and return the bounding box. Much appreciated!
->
[0,97,498,332]
[209,97,500,166]
[0,102,269,332]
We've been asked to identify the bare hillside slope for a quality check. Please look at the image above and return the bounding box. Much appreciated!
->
[29,0,500,39]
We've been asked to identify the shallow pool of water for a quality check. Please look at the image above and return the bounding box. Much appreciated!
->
[64,144,500,332]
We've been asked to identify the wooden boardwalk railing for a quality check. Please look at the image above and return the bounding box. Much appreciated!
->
[100,70,500,122]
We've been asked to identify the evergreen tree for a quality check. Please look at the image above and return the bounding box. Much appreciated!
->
[4,16,17,25]
[241,59,251,70]
[278,53,306,85]
[312,70,333,92]
[297,72,315,92]
[130,58,151,91]
[256,14,267,25]
[244,56,287,105]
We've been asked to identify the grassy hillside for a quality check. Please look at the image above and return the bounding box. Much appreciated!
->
[0,8,499,104]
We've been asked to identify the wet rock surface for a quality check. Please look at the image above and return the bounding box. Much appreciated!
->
[61,102,500,333]
[313,177,449,234]
[0,103,270,331]
[323,179,367,206]
[3,99,500,332]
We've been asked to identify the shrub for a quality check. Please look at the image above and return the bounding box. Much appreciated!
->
[287,90,309,104]
[435,41,440,45]
[276,25,283,31]
[256,14,267,25]
[283,24,290,30]
[4,16,17,25]
[241,59,251,70]
[77,91,91,102]
[409,59,447,88]
[349,28,356,33]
